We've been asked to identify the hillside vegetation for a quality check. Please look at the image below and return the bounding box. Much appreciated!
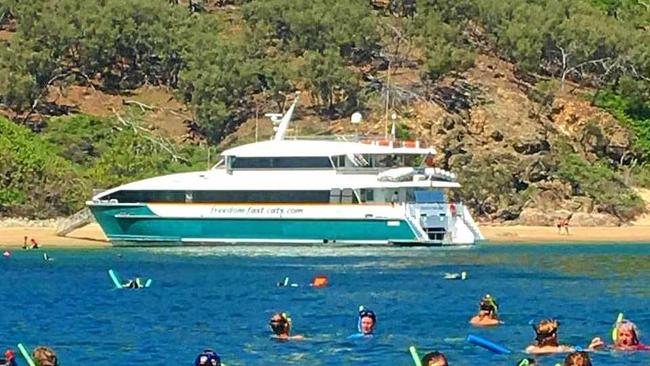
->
[0,0,648,223]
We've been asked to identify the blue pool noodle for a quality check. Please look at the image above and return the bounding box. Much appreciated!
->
[466,334,512,354]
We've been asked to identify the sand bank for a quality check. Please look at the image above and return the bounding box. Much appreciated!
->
[481,225,650,243]
[1,223,650,249]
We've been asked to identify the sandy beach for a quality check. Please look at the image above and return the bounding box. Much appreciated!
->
[1,222,650,248]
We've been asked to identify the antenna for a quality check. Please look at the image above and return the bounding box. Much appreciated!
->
[272,93,300,141]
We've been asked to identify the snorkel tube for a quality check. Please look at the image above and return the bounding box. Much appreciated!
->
[409,346,423,366]
[16,344,35,366]
[612,312,624,343]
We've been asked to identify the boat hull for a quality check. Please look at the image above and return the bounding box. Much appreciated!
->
[88,203,437,247]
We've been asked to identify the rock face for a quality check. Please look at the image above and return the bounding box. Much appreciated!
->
[394,54,642,225]
[517,208,621,226]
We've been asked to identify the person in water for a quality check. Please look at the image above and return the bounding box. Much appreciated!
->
[30,238,39,249]
[194,349,221,366]
[123,277,144,289]
[516,358,537,366]
[563,351,592,366]
[421,351,448,366]
[469,294,501,327]
[589,319,650,351]
[358,307,376,335]
[525,319,574,354]
[269,312,304,341]
[32,346,58,366]
[0,349,16,366]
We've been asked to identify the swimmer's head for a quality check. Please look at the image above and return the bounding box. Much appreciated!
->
[421,351,448,366]
[269,312,292,336]
[616,320,640,347]
[516,358,537,366]
[194,349,221,366]
[534,319,560,347]
[563,351,592,366]
[358,308,376,335]
[4,349,15,361]
[479,294,498,317]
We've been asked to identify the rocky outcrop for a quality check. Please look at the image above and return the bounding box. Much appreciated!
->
[517,208,621,226]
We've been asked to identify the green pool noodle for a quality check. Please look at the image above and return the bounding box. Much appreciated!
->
[612,312,624,342]
[17,343,36,366]
[108,269,122,289]
[409,346,423,366]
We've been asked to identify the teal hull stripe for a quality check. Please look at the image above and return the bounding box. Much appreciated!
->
[89,204,417,242]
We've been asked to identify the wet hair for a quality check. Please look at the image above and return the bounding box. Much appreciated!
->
[564,351,592,366]
[269,313,291,335]
[617,320,641,345]
[194,349,221,366]
[32,346,58,366]
[516,358,537,366]
[421,351,448,366]
[534,319,560,347]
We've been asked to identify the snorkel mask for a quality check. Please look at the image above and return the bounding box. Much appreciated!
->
[269,313,292,335]
[357,306,376,334]
[516,358,536,366]
[194,349,221,366]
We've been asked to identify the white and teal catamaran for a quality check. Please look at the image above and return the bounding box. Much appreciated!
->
[87,96,483,247]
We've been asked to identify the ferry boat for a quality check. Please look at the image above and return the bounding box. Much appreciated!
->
[87,97,483,246]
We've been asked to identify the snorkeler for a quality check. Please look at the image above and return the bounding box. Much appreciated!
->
[358,307,376,336]
[563,351,592,366]
[194,349,221,366]
[0,349,16,366]
[421,351,448,366]
[469,294,501,327]
[32,346,58,366]
[123,277,144,289]
[589,319,650,351]
[525,319,574,354]
[269,312,304,341]
[516,358,537,366]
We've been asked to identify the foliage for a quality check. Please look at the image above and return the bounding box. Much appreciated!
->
[555,153,644,220]
[0,117,87,217]
[593,80,650,158]
[301,48,361,113]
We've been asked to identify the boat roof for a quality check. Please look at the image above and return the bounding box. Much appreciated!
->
[221,140,436,158]
[94,169,459,200]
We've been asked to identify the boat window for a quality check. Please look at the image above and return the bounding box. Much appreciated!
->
[413,190,445,203]
[231,156,333,169]
[359,189,374,203]
[103,190,333,203]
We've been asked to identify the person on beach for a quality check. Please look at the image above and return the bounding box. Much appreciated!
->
[421,351,448,366]
[469,294,501,327]
[22,236,27,250]
[563,351,592,366]
[269,312,304,341]
[589,319,650,351]
[194,349,221,366]
[556,215,571,235]
[0,349,16,366]
[32,346,58,366]
[30,238,39,249]
[525,319,574,354]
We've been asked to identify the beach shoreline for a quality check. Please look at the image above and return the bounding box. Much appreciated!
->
[1,222,650,249]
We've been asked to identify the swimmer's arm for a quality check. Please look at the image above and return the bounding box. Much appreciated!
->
[587,337,605,350]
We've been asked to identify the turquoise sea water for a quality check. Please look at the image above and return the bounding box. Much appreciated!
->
[1,244,649,366]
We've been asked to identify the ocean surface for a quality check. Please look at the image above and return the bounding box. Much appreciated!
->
[1,244,649,366]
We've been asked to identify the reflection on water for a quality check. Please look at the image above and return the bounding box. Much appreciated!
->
[0,244,648,366]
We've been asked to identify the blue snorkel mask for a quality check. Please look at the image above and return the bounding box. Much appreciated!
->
[357,306,376,334]
[194,349,221,366]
